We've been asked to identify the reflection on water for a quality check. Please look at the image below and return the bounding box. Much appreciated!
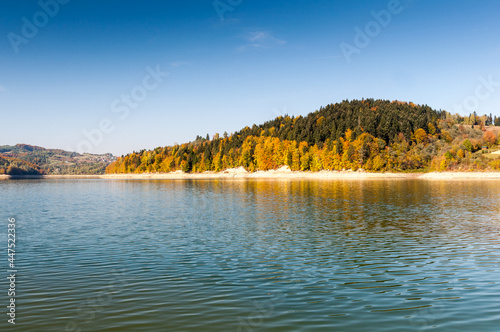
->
[1,179,500,331]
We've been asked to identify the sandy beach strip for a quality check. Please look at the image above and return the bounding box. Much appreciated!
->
[2,167,500,180]
[98,170,500,180]
[99,169,416,180]
[418,172,500,180]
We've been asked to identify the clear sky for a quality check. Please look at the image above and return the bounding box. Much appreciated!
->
[1,0,499,155]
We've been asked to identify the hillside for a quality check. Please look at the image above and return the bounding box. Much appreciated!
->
[106,99,500,174]
[0,144,116,175]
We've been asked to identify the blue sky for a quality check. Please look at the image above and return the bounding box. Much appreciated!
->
[1,0,499,155]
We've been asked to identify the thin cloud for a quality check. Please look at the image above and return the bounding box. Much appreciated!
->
[238,31,286,51]
[0,85,5,92]
[248,31,270,42]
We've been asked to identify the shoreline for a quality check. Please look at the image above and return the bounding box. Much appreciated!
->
[2,169,500,180]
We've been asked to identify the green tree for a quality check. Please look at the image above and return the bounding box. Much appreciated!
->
[463,139,473,152]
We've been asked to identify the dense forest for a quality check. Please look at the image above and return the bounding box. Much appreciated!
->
[0,144,115,175]
[106,99,500,174]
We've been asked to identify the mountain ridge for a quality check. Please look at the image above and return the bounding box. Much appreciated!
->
[0,144,115,175]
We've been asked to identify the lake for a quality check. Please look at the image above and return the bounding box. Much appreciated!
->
[1,179,500,331]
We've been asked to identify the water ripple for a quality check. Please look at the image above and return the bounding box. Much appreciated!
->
[1,179,500,331]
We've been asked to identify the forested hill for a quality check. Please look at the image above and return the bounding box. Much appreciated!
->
[106,99,500,174]
[0,144,116,175]
[233,99,439,146]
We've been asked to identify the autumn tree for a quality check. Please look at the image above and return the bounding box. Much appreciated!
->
[412,128,428,144]
[483,131,497,147]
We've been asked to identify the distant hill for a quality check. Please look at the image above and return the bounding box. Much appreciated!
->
[106,99,500,174]
[0,144,116,175]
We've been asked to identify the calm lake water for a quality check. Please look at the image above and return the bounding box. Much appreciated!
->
[1,179,500,331]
